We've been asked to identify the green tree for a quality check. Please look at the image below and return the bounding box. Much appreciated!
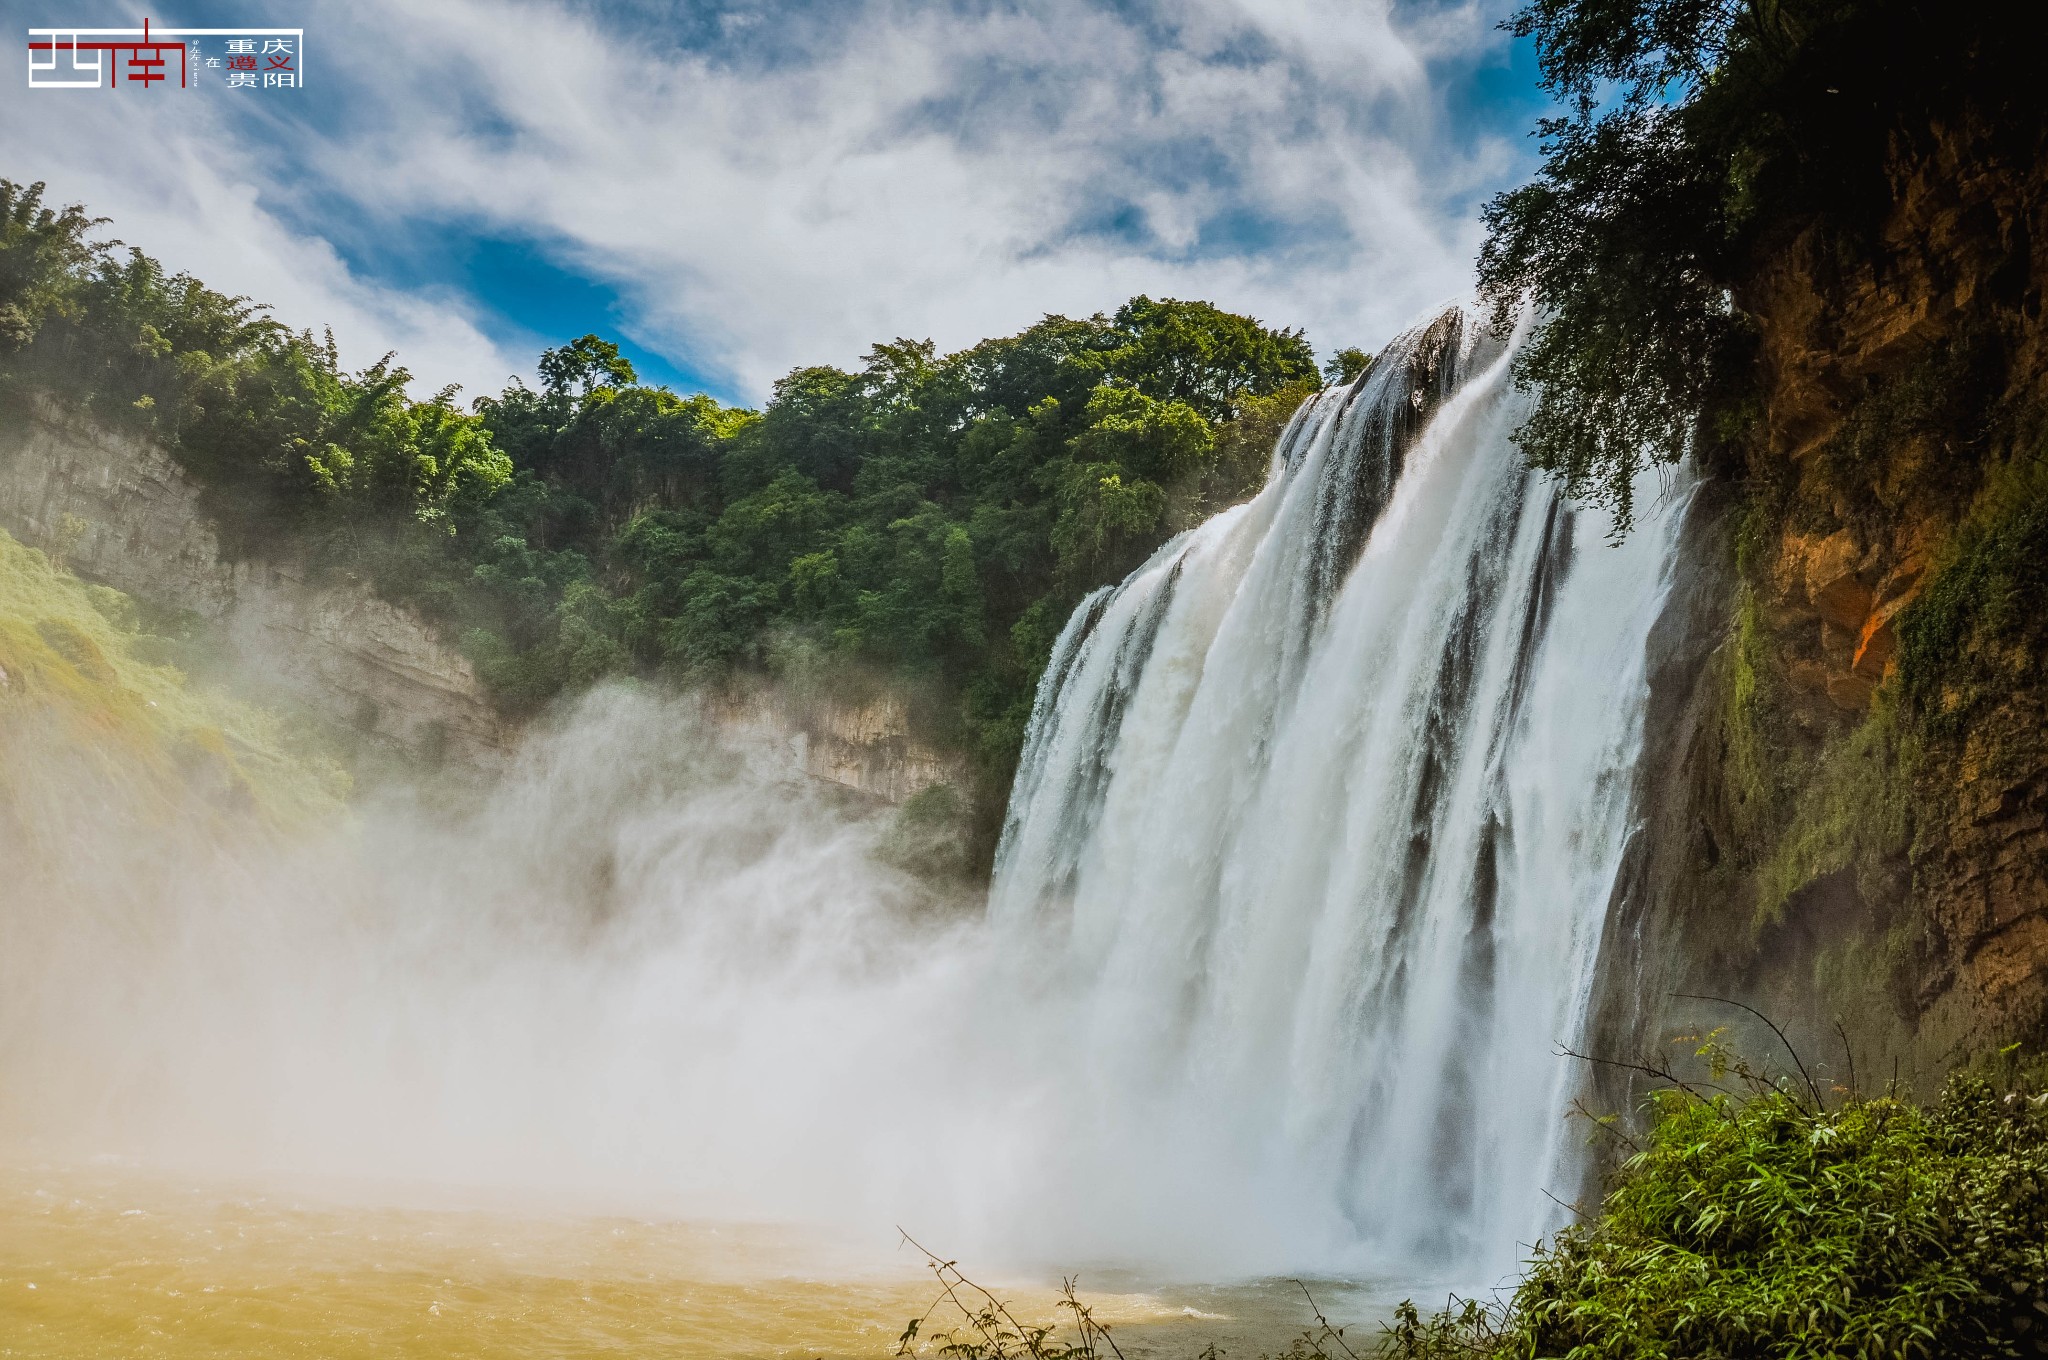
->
[0,180,103,355]
[1322,347,1371,385]
[537,333,636,397]
[1105,295,1317,423]
[1477,0,2032,530]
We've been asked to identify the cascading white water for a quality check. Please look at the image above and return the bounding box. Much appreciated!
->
[988,305,1692,1280]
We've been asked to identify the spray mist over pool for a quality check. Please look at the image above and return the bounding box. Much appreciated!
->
[0,305,1689,1288]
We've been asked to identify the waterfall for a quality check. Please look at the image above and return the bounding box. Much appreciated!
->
[0,298,1694,1295]
[988,305,1692,1280]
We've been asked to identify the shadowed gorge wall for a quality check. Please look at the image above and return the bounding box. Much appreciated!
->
[1590,113,2048,1110]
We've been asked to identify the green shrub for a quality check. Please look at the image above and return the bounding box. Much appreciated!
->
[1384,1073,2048,1359]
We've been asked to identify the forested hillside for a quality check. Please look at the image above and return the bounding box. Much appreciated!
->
[0,180,1337,835]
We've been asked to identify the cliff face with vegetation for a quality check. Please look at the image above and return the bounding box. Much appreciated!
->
[0,522,346,885]
[1594,113,2048,1095]
[0,394,505,763]
[0,391,980,805]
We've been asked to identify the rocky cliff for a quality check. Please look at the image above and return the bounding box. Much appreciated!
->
[0,393,974,808]
[0,394,506,763]
[713,683,971,807]
[1592,115,2048,1103]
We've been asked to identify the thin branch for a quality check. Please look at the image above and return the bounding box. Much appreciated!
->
[1834,1016,1859,1102]
[1540,1186,1592,1221]
[899,1228,1030,1356]
[1555,1043,1719,1105]
[1059,1278,1124,1360]
[1567,1096,1642,1154]
[1292,1280,1360,1360]
[899,1228,1108,1360]
[1674,993,1825,1112]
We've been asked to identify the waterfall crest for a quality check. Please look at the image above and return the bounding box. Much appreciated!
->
[990,305,1692,1278]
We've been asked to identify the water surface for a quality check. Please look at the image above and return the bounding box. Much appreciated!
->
[0,1161,1401,1358]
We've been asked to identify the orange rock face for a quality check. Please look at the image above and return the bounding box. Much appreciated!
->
[1768,528,1891,711]
[1853,602,1903,678]
[1805,530,1875,631]
[1593,114,2048,1104]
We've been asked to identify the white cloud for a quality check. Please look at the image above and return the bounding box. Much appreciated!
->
[0,0,1521,402]
[0,65,524,396]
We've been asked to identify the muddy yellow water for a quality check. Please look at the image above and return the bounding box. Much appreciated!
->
[0,1163,1387,1358]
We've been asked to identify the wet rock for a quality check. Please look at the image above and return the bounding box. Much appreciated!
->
[1789,657,1836,694]
[1875,551,1931,609]
[1853,601,1905,678]
[1821,619,1860,668]
[1851,552,1931,679]
[1806,530,1875,631]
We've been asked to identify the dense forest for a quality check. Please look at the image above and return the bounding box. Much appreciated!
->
[0,180,1348,822]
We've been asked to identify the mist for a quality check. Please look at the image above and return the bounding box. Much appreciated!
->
[7,695,949,1219]
[0,684,1344,1281]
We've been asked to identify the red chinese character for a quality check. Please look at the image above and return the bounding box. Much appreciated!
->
[265,54,293,71]
[228,54,256,70]
[126,48,166,84]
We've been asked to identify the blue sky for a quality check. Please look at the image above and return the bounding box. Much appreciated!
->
[1,0,1551,407]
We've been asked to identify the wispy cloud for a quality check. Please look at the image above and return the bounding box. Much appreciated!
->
[0,0,1530,403]
[0,36,520,393]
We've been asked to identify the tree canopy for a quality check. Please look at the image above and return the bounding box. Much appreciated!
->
[0,178,1330,804]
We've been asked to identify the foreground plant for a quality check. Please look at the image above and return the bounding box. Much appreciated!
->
[1385,1065,2048,1359]
[896,1230,1126,1360]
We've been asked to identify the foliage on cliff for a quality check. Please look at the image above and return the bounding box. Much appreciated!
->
[1478,0,2040,529]
[0,526,346,831]
[0,179,1320,793]
[1898,448,2048,734]
[1382,1064,2048,1360]
[0,186,513,536]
